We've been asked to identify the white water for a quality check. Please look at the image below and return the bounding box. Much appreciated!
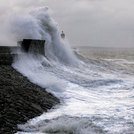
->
[12,7,134,134]
[13,52,134,134]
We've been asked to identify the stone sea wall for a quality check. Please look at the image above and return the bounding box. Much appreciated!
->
[0,47,60,134]
[0,47,14,65]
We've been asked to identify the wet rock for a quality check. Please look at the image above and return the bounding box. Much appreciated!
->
[0,65,60,134]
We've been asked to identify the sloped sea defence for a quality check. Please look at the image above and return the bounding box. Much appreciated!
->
[0,49,60,134]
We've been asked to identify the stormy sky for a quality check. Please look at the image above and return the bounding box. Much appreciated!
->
[1,0,134,47]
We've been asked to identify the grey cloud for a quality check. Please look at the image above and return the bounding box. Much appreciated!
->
[44,0,134,47]
[0,0,134,47]
[0,0,44,46]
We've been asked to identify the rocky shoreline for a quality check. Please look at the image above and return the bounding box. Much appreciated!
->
[0,65,60,134]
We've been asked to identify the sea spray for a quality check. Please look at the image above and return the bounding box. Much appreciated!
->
[17,116,104,134]
[14,46,134,134]
[11,6,134,134]
[11,7,79,66]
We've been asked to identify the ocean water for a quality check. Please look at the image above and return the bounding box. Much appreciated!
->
[13,47,134,134]
[12,7,134,134]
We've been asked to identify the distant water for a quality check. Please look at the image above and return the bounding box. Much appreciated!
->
[14,46,134,134]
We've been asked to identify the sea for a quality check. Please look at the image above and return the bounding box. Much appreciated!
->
[12,7,134,134]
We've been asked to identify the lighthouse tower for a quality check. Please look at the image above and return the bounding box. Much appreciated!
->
[61,31,65,39]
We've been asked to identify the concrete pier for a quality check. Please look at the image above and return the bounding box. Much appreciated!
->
[19,39,45,56]
[0,39,46,65]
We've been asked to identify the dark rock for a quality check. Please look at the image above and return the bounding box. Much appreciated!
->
[0,46,17,65]
[0,65,60,134]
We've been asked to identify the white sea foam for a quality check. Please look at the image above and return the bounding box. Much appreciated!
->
[14,51,134,134]
[12,6,134,134]
[17,116,105,134]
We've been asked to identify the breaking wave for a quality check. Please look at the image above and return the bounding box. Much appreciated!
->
[11,6,134,134]
[11,7,79,66]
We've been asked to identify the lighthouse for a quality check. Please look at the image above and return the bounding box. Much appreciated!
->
[61,31,65,39]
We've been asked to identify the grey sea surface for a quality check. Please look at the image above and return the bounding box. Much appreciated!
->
[16,47,134,134]
[77,47,134,75]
